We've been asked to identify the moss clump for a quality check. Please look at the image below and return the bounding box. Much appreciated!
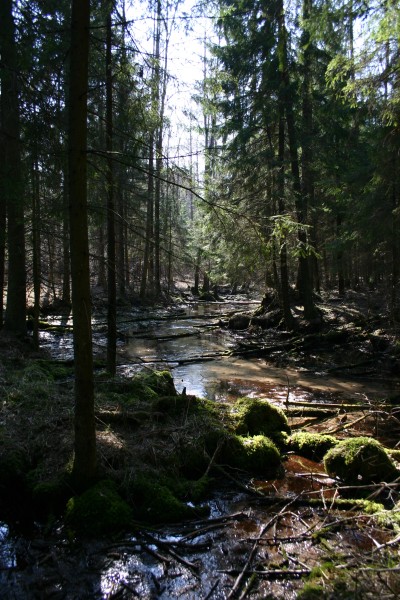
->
[233,397,290,443]
[153,394,216,419]
[166,474,212,503]
[65,480,133,536]
[296,584,325,599]
[324,437,398,484]
[30,476,71,518]
[223,434,281,477]
[129,473,205,523]
[6,362,55,404]
[35,359,74,380]
[0,446,30,511]
[288,432,338,461]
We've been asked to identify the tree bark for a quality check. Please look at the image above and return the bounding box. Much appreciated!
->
[0,0,26,336]
[106,4,117,375]
[277,2,316,321]
[68,0,96,488]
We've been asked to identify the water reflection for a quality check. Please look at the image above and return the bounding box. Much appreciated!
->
[0,524,15,570]
[39,301,398,405]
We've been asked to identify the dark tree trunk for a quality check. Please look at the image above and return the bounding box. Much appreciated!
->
[68,0,96,489]
[277,95,294,329]
[278,1,316,321]
[0,0,26,336]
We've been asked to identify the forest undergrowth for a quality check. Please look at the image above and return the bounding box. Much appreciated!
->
[1,288,400,599]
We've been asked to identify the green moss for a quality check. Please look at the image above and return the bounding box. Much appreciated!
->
[65,480,133,536]
[324,437,398,484]
[375,505,400,532]
[129,473,206,523]
[35,359,74,380]
[6,362,55,404]
[0,446,29,505]
[296,583,326,599]
[166,474,212,503]
[223,434,281,476]
[288,432,338,461]
[30,476,71,518]
[232,397,290,443]
[309,497,384,513]
[387,448,400,462]
[97,369,177,407]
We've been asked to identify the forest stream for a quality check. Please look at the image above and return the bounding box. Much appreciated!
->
[2,296,400,599]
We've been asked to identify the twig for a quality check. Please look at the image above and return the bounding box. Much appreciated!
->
[204,579,220,599]
[327,412,370,434]
[142,532,199,574]
[219,568,311,578]
[227,498,298,599]
[180,512,249,542]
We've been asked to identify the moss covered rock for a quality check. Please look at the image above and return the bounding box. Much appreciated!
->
[65,480,133,536]
[223,434,282,477]
[289,432,338,461]
[324,437,398,484]
[129,473,206,523]
[233,397,290,443]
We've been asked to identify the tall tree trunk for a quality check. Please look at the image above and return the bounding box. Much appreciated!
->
[140,136,154,300]
[32,156,41,349]
[0,0,26,336]
[154,0,162,297]
[106,4,116,375]
[301,0,319,296]
[0,133,6,327]
[68,0,96,488]
[62,180,71,304]
[277,2,316,321]
[277,94,294,329]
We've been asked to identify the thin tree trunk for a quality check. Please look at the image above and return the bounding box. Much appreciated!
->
[32,156,41,349]
[277,97,294,329]
[106,4,116,375]
[140,136,154,300]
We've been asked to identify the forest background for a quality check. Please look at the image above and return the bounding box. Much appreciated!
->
[0,0,399,484]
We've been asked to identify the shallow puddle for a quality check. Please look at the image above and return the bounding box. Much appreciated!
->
[253,455,336,500]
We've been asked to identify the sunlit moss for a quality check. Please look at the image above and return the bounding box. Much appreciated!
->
[232,397,290,443]
[223,434,282,476]
[288,432,338,461]
[324,437,398,484]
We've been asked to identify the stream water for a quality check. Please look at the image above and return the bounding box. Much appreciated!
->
[2,299,400,599]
